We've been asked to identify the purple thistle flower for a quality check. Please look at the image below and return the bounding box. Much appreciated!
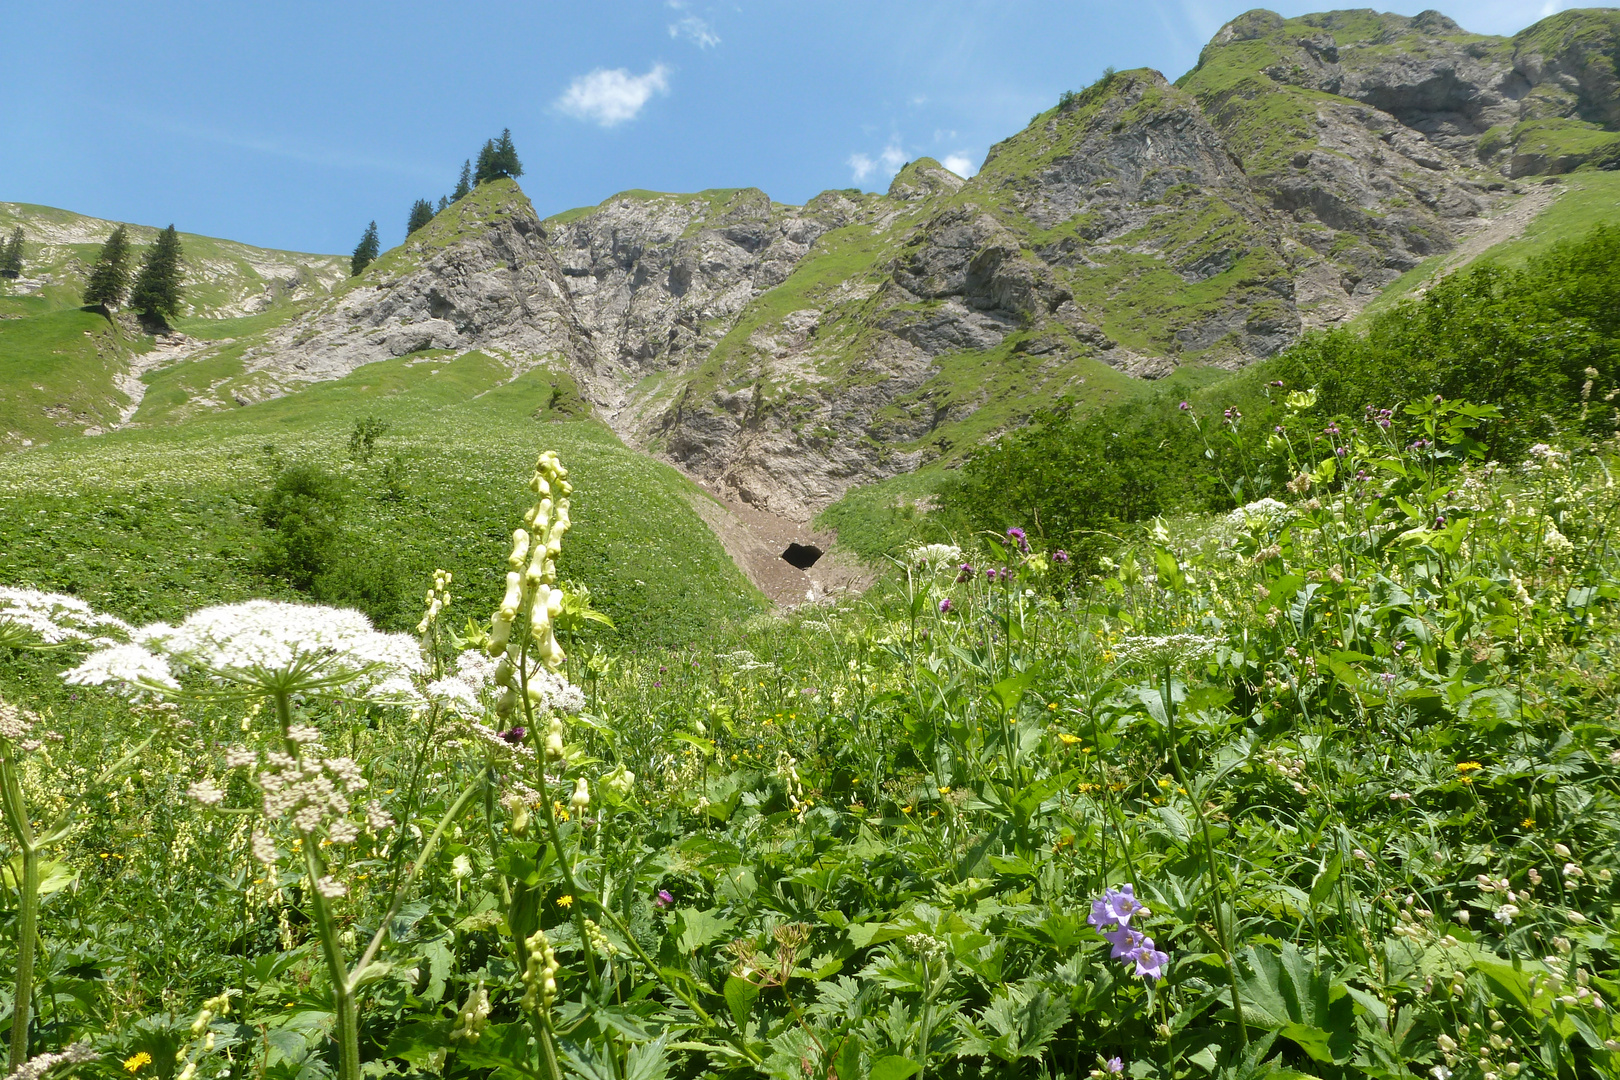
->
[986,568,997,582]
[1007,526,1026,542]
[1178,401,1190,411]
[1335,445,1347,457]
[1052,549,1069,563]
[654,889,674,909]
[939,598,952,614]
[500,727,526,744]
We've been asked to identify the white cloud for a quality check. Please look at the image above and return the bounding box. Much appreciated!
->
[555,65,672,127]
[848,140,909,186]
[666,1,719,48]
[942,154,978,177]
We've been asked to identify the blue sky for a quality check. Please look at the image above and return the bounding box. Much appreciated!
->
[2,0,1581,255]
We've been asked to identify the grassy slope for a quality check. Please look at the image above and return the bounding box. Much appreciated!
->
[0,202,347,318]
[0,349,765,644]
[0,309,150,448]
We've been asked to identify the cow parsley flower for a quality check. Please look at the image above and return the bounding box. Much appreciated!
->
[0,587,132,647]
[1112,634,1218,670]
[67,600,424,702]
[63,642,181,697]
[908,543,963,572]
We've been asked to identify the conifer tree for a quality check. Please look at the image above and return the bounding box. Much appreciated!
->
[129,225,184,322]
[82,225,132,308]
[473,140,497,186]
[452,160,472,201]
[436,195,450,213]
[492,128,523,180]
[406,199,435,235]
[350,221,380,276]
[0,227,23,279]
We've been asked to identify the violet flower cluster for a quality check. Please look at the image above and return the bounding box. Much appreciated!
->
[1088,884,1168,980]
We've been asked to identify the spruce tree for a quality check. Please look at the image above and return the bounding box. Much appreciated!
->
[82,225,132,308]
[0,227,23,279]
[436,195,450,213]
[452,160,472,201]
[350,221,380,276]
[129,225,184,323]
[406,199,435,235]
[473,140,497,186]
[492,128,523,180]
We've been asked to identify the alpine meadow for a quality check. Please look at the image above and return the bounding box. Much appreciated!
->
[9,7,1620,1080]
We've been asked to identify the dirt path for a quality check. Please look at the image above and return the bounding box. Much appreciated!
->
[1410,183,1562,297]
[97,332,230,431]
[684,489,873,607]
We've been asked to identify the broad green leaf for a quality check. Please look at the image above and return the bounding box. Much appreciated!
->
[724,976,760,1031]
[870,1056,921,1080]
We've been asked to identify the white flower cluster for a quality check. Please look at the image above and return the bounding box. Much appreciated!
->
[1113,633,1220,669]
[1227,498,1292,528]
[199,744,394,853]
[0,696,52,753]
[64,600,424,702]
[0,587,132,646]
[907,543,964,572]
[4,1040,96,1080]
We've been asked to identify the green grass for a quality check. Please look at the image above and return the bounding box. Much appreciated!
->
[0,308,147,447]
[0,348,765,643]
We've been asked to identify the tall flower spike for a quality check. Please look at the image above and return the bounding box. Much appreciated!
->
[488,452,572,672]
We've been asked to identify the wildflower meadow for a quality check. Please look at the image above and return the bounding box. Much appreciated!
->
[3,388,1620,1080]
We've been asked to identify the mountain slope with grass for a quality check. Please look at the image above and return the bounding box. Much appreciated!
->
[4,7,1619,526]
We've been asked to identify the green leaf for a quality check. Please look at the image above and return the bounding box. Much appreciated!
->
[870,1056,921,1080]
[1232,943,1355,1063]
[673,907,735,953]
[724,975,760,1031]
[1307,851,1342,914]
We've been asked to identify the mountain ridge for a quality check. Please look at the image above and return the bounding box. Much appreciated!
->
[4,5,1619,520]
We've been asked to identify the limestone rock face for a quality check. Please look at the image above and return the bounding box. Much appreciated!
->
[233,8,1619,519]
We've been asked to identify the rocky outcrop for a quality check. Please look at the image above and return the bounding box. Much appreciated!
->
[221,8,1619,520]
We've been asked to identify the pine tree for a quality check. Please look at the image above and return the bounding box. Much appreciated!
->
[473,140,497,186]
[406,199,436,235]
[452,160,472,201]
[436,195,450,213]
[129,225,184,322]
[0,227,23,279]
[82,225,132,308]
[492,128,523,180]
[350,221,380,276]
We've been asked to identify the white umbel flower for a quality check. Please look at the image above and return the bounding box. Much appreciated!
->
[0,587,132,646]
[63,642,181,696]
[67,600,424,702]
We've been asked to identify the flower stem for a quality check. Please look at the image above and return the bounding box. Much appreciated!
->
[0,746,37,1073]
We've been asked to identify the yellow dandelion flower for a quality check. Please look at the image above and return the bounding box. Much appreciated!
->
[901,805,914,814]
[938,786,951,795]
[1456,761,1483,773]
[1047,702,1058,710]
[123,1053,152,1073]
[557,895,573,908]
[1057,733,1082,746]
[1521,817,1536,829]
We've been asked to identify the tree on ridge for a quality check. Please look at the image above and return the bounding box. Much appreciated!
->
[351,221,380,276]
[82,225,132,309]
[130,224,184,324]
[452,160,472,201]
[0,227,23,279]
[406,199,436,235]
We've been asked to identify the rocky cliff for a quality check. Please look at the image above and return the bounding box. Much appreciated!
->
[198,8,1620,518]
